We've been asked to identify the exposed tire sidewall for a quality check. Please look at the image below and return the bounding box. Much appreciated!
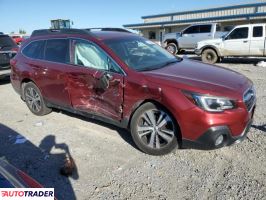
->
[202,49,218,64]
[23,82,51,116]
[130,102,179,156]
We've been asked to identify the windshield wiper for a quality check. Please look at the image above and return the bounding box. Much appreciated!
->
[138,58,182,72]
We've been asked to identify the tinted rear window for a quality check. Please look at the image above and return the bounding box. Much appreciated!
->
[253,26,263,37]
[183,26,200,34]
[199,25,212,33]
[0,35,16,48]
[22,40,45,59]
[44,39,69,63]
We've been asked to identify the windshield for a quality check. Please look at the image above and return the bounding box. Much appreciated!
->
[105,37,181,71]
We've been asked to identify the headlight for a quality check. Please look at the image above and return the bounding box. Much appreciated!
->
[184,92,236,112]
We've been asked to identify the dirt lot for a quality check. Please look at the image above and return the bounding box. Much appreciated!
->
[0,57,265,200]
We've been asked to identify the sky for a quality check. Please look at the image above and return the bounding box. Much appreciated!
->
[0,0,262,34]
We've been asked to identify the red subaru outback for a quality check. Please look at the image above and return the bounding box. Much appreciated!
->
[10,29,256,155]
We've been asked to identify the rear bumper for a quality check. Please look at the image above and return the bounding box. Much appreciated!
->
[182,119,252,150]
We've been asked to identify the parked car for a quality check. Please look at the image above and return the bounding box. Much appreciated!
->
[10,34,26,45]
[195,23,266,64]
[10,29,255,155]
[86,27,132,33]
[163,23,226,54]
[0,158,43,187]
[0,34,18,79]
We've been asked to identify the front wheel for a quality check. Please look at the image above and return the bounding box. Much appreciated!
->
[166,43,178,55]
[202,49,218,64]
[130,103,179,155]
[23,82,52,116]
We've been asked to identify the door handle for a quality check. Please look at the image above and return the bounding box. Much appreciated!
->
[243,40,248,43]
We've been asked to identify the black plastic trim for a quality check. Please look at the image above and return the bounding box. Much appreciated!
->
[46,101,129,129]
[182,120,252,150]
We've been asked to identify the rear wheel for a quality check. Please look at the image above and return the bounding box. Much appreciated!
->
[23,82,52,116]
[130,102,179,155]
[166,43,178,55]
[202,49,218,64]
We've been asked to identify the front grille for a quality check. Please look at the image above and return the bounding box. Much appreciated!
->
[243,87,256,112]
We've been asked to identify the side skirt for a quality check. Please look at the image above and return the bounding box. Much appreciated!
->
[46,101,129,129]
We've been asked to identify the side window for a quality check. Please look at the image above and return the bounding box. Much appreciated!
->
[22,40,45,59]
[199,25,212,33]
[73,40,122,74]
[183,26,200,34]
[253,26,263,37]
[74,40,108,70]
[227,27,249,40]
[44,39,69,63]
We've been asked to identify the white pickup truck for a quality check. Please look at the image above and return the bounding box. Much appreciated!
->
[163,23,225,54]
[195,23,266,64]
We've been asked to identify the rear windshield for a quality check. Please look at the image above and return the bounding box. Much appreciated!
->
[0,35,16,48]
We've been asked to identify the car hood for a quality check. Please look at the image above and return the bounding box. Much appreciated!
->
[144,59,251,98]
[199,38,223,45]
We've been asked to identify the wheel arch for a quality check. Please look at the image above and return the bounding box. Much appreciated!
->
[20,78,37,100]
[127,99,182,142]
[201,45,221,57]
[165,39,178,47]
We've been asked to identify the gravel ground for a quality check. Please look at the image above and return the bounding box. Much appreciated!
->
[0,57,265,200]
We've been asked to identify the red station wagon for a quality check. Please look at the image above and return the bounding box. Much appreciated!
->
[10,29,256,155]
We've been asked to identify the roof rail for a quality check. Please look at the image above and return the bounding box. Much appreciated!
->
[86,28,132,33]
[31,29,91,37]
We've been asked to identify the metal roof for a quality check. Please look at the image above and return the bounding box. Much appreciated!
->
[141,2,266,19]
[124,2,266,29]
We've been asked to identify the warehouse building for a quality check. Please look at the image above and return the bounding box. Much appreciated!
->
[124,2,266,45]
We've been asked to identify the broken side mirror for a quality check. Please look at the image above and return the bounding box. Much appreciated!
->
[96,72,113,90]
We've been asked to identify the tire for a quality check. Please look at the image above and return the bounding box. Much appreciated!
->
[130,102,179,155]
[201,49,218,64]
[166,43,178,55]
[23,82,52,116]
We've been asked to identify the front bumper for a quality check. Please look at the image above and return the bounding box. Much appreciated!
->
[182,118,253,150]
[194,48,202,56]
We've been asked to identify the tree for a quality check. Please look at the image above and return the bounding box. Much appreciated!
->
[19,29,26,34]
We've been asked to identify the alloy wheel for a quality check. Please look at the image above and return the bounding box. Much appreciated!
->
[25,87,42,113]
[137,109,175,149]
